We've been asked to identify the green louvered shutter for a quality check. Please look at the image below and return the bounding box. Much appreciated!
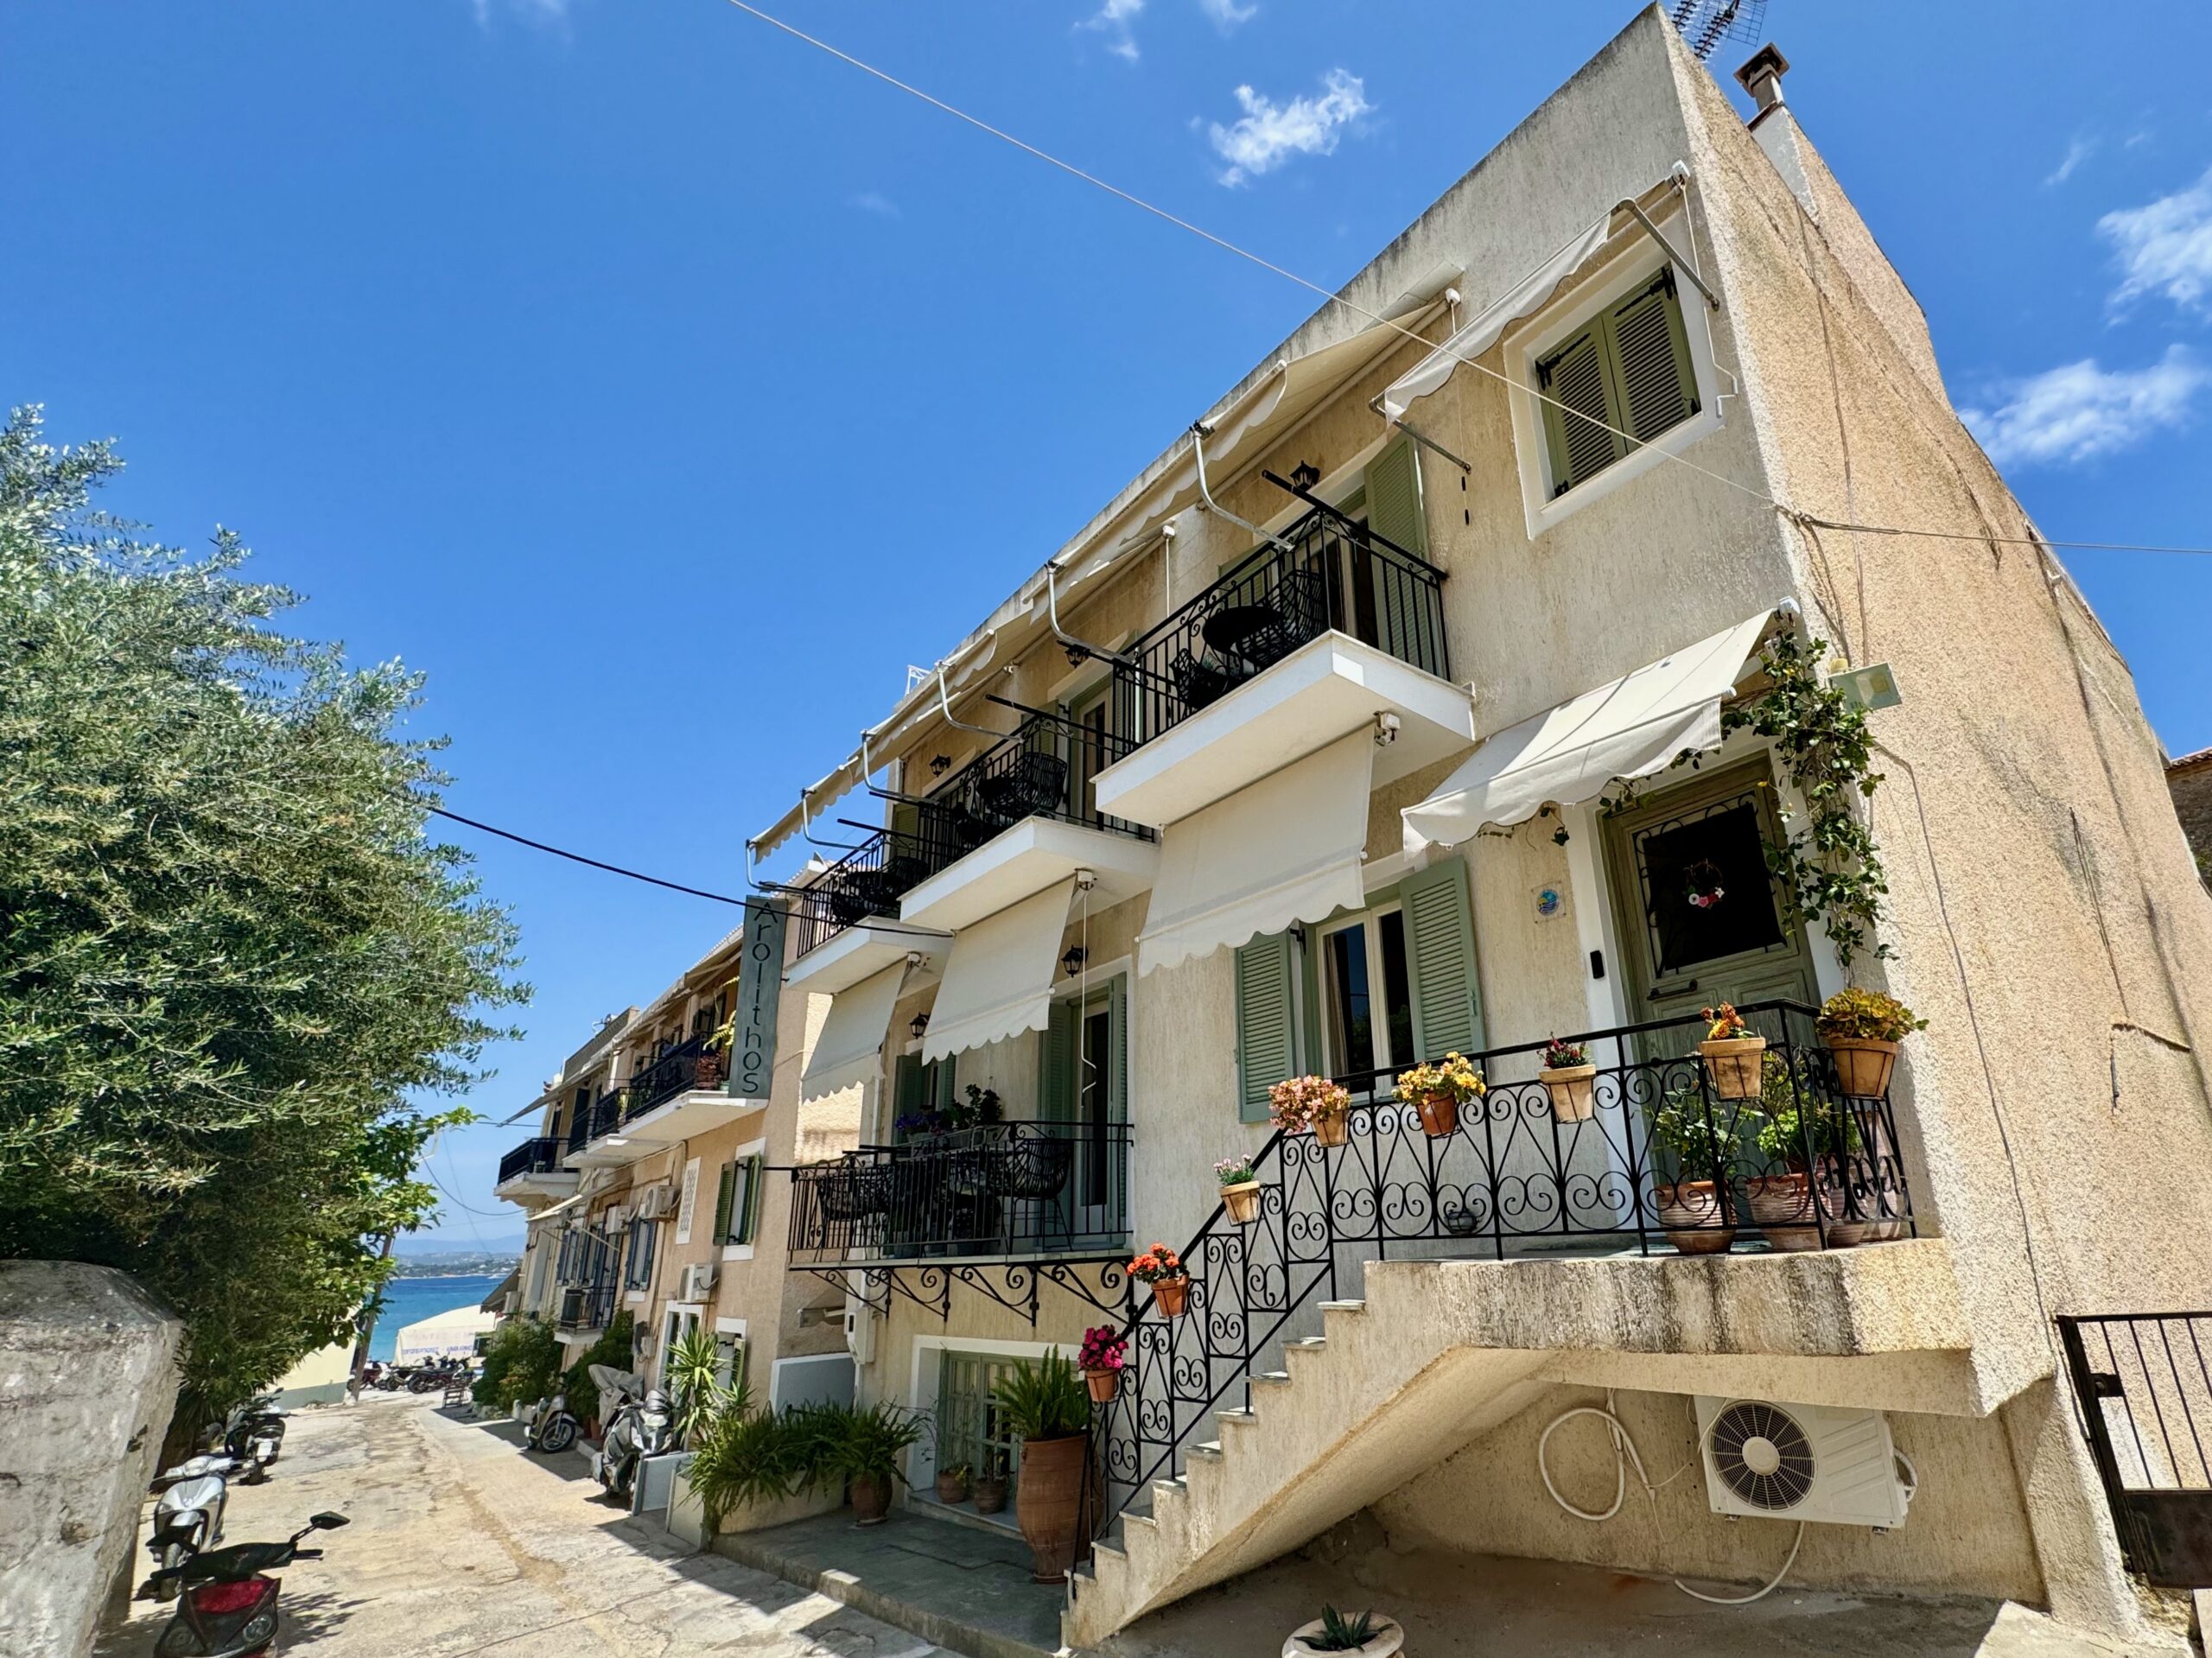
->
[1039,997,1077,1123]
[1402,856,1484,1061]
[1608,273,1700,447]
[934,1058,958,1112]
[1363,437,1429,667]
[1108,975,1128,1122]
[1537,326,1624,497]
[711,1160,737,1246]
[734,1154,763,1246]
[1235,931,1300,1123]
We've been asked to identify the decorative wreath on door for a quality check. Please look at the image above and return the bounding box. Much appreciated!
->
[1685,859,1727,912]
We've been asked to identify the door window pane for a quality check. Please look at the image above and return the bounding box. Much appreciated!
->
[938,1352,1022,1484]
[1376,910,1415,1066]
[1324,922,1375,1077]
[1635,798,1784,974]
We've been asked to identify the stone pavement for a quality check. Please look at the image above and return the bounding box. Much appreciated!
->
[97,1390,959,1658]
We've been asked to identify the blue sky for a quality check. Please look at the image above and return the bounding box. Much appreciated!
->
[6,2,2209,1247]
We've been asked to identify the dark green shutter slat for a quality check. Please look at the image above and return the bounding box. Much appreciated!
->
[1403,856,1484,1060]
[1363,437,1427,663]
[1108,975,1128,1123]
[712,1161,736,1246]
[734,1154,762,1246]
[1235,931,1300,1124]
[934,1057,957,1111]
[1040,997,1077,1123]
[1609,279,1700,445]
[1538,327,1621,496]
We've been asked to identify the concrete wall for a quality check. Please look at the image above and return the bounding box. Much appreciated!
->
[0,1262,182,1658]
[271,1338,355,1409]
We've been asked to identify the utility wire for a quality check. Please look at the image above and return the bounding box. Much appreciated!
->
[715,0,2212,562]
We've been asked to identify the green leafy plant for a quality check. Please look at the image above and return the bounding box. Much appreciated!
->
[1719,631,1891,968]
[472,1314,561,1414]
[1754,1054,1861,1166]
[821,1401,931,1487]
[685,1385,799,1531]
[1306,1605,1382,1652]
[1651,1086,1757,1182]
[664,1326,727,1446]
[562,1310,635,1408]
[1816,987,1924,1043]
[991,1352,1091,1443]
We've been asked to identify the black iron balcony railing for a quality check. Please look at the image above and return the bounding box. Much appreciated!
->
[781,819,942,961]
[2057,1312,2212,1586]
[788,1119,1133,1266]
[908,699,1152,870]
[1112,476,1449,749]
[497,1137,567,1185]
[564,1101,592,1156]
[1077,1000,1913,1548]
[584,1086,627,1142]
[625,1034,725,1116]
[556,1279,617,1333]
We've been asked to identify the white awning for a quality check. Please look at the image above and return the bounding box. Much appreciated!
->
[799,962,906,1103]
[1381,215,1612,422]
[921,876,1076,1063]
[1138,730,1373,976]
[1401,610,1780,853]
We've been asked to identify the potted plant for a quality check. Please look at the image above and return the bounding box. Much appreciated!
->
[935,1460,972,1505]
[1748,1054,1878,1250]
[1648,1086,1746,1255]
[1214,1155,1262,1224]
[973,1452,1008,1515]
[1393,1051,1484,1138]
[1698,1004,1766,1100]
[1270,1074,1352,1148]
[991,1353,1094,1583]
[1816,988,1923,1098]
[1128,1244,1191,1318]
[1284,1604,1404,1657]
[1537,1037,1598,1123]
[828,1401,930,1525]
[1077,1324,1127,1404]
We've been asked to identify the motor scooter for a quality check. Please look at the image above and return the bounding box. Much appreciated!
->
[517,1388,578,1454]
[145,1452,245,1599]
[214,1396,285,1484]
[592,1380,674,1504]
[140,1509,347,1657]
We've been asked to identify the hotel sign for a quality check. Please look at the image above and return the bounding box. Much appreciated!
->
[726,895,786,1101]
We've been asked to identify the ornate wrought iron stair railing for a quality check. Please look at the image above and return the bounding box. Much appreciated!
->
[1079,999,1914,1547]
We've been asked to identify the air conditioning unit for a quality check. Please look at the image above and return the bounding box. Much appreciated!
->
[844,1295,878,1366]
[681,1261,719,1300]
[634,1183,677,1221]
[1694,1396,1911,1530]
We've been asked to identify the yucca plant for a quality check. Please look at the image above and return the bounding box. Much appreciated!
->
[990,1351,1090,1443]
[683,1384,786,1531]
[824,1401,931,1486]
[664,1327,727,1447]
[1306,1605,1380,1652]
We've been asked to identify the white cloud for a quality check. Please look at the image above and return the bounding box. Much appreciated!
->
[472,0,569,26]
[1960,347,2208,467]
[1208,69,1371,187]
[2044,134,2096,187]
[1198,0,1258,28]
[1084,0,1144,62]
[2100,165,2212,313]
[849,191,900,219]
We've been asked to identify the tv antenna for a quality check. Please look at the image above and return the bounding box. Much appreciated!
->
[1668,0,1767,60]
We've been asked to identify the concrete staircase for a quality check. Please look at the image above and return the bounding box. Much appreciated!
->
[1064,1239,1968,1650]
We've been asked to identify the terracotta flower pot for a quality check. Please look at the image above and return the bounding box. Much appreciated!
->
[1313,1113,1350,1148]
[1826,1037,1899,1098]
[1283,1615,1405,1657]
[1014,1432,1091,1583]
[1539,1064,1598,1122]
[935,1470,970,1504]
[1745,1171,1821,1252]
[1084,1366,1120,1405]
[1219,1179,1262,1224]
[1152,1278,1190,1318]
[1415,1090,1459,1138]
[1815,1157,1908,1247]
[1700,1035,1767,1100]
[973,1476,1007,1515]
[1656,1178,1734,1255]
[849,1473,893,1525]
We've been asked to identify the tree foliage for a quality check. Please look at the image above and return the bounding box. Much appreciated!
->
[474,1314,563,1415]
[0,406,524,1429]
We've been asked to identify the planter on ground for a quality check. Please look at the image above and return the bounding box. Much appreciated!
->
[1013,1433,1090,1584]
[850,1473,892,1525]
[1282,1615,1405,1657]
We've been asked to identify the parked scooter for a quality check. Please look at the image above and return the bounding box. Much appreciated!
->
[214,1393,287,1483]
[517,1388,578,1454]
[140,1510,348,1657]
[145,1452,245,1599]
[591,1374,674,1503]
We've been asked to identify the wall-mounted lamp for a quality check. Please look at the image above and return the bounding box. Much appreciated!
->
[1060,946,1089,979]
[1063,642,1090,667]
[1291,462,1322,492]
[929,754,952,778]
[909,1012,930,1041]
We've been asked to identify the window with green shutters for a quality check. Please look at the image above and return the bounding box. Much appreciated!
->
[1402,857,1485,1060]
[711,1153,765,1248]
[1535,269,1700,499]
[1234,931,1301,1122]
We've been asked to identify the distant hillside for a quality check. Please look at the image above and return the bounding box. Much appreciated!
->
[395,1229,524,1258]
[390,1248,518,1279]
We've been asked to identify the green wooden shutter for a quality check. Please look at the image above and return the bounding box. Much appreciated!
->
[1039,997,1077,1123]
[1537,326,1624,497]
[1607,273,1700,446]
[734,1154,763,1246]
[1235,931,1300,1123]
[711,1161,737,1246]
[933,1058,957,1112]
[1363,437,1428,666]
[1402,856,1484,1060]
[1107,975,1128,1122]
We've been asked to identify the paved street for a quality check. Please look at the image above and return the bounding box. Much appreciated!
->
[99,1392,954,1658]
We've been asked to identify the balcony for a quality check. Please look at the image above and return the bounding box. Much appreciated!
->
[493,1137,578,1204]
[606,1034,764,1150]
[899,701,1158,931]
[787,1119,1132,1267]
[556,1280,616,1335]
[1094,482,1473,829]
[781,823,953,993]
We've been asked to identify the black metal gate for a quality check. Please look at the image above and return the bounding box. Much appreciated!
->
[2056,1312,2212,1587]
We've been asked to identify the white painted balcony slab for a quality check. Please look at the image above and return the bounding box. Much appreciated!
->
[616,1089,767,1147]
[1091,632,1477,830]
[785,920,950,995]
[563,1133,652,1170]
[899,818,1160,933]
[492,1167,579,1205]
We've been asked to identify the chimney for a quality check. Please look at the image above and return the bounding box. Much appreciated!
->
[1733,43,1790,124]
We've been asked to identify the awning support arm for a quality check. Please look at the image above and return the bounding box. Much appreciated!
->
[1623,187,1718,310]
[937,664,1000,738]
[1045,560,1131,667]
[1370,397,1473,473]
[798,791,868,854]
[1192,422,1297,554]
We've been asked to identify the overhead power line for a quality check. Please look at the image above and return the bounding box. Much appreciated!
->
[715,0,2212,562]
[426,804,746,906]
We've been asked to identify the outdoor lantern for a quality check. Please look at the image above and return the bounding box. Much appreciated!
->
[1291,462,1322,491]
[1060,946,1088,979]
[910,1012,930,1040]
